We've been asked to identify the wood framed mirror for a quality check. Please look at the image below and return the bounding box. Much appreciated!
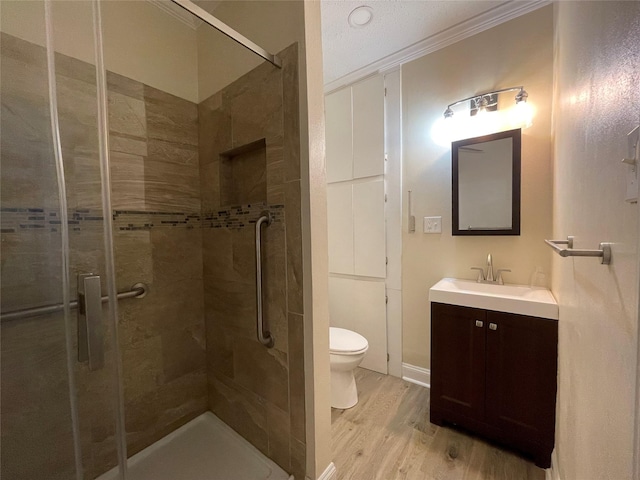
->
[452,128,521,236]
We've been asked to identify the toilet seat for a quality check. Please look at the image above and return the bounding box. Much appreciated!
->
[330,327,368,355]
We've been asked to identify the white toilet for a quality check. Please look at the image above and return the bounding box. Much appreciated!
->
[329,327,369,409]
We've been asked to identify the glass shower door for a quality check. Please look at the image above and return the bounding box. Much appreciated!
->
[0,1,126,478]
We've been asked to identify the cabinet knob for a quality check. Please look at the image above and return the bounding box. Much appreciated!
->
[475,320,484,327]
[489,323,498,330]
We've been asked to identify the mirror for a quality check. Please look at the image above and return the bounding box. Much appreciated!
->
[452,128,521,235]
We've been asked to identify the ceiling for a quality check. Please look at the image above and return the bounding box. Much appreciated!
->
[321,0,527,87]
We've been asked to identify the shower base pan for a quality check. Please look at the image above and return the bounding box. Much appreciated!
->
[97,412,292,480]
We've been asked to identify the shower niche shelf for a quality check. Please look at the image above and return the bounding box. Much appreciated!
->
[219,138,267,206]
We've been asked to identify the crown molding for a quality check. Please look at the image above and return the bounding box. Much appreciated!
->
[324,0,551,94]
[146,0,203,29]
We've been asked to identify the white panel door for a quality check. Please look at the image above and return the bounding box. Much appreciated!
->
[327,183,354,274]
[352,75,384,179]
[325,88,353,183]
[353,179,386,278]
[328,277,388,374]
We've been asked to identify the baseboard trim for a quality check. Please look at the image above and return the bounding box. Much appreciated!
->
[317,462,337,480]
[546,450,561,480]
[401,363,431,389]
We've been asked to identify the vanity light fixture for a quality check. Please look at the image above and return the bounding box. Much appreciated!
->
[444,86,529,120]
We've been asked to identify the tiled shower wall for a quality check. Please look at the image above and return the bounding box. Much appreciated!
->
[199,43,306,479]
[1,33,206,478]
[1,33,305,480]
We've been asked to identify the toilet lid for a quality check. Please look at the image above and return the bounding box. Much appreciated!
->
[330,327,368,354]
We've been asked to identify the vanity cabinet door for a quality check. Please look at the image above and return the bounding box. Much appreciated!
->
[431,303,487,423]
[484,311,558,457]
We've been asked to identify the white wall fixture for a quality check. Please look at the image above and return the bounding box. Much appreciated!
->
[327,184,354,274]
[325,88,353,183]
[353,180,386,277]
[325,73,389,376]
[329,277,387,373]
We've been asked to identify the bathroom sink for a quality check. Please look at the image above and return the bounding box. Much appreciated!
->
[429,277,558,320]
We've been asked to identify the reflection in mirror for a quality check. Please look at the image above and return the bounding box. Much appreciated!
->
[452,128,521,235]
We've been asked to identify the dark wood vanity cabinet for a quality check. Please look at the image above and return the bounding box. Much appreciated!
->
[430,302,558,468]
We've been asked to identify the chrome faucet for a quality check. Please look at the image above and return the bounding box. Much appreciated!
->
[471,254,511,284]
[486,253,494,282]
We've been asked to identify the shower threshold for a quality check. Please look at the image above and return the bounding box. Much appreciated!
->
[97,412,292,480]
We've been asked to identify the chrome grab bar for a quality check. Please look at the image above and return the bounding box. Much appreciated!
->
[255,211,274,348]
[545,236,612,265]
[0,282,148,323]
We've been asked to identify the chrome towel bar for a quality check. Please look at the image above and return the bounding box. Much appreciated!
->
[545,236,612,265]
[0,282,148,323]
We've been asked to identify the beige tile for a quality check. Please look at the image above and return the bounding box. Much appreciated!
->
[161,324,206,383]
[121,335,163,399]
[0,231,63,311]
[285,180,304,314]
[114,230,154,287]
[150,228,204,286]
[155,369,207,428]
[281,43,301,182]
[145,85,198,147]
[266,137,285,204]
[233,335,289,412]
[108,90,146,139]
[267,401,291,472]
[199,161,221,211]
[110,134,147,157]
[107,70,144,100]
[0,314,78,480]
[288,313,306,443]
[205,322,235,380]
[198,105,232,166]
[144,159,201,213]
[220,144,267,207]
[110,151,145,210]
[263,221,288,354]
[290,437,306,480]
[148,138,199,168]
[223,62,283,148]
[1,32,47,69]
[55,50,96,86]
[203,276,256,338]
[208,374,268,456]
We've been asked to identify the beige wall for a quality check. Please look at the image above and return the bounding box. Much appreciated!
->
[401,6,554,369]
[299,1,333,478]
[0,0,199,102]
[197,0,305,102]
[551,2,640,479]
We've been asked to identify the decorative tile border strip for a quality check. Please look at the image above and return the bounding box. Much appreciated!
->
[0,207,104,233]
[202,203,284,229]
[1,204,284,233]
[113,210,200,231]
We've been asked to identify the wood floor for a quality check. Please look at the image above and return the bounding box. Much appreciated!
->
[331,368,545,480]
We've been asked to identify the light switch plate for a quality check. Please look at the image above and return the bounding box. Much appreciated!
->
[423,216,442,233]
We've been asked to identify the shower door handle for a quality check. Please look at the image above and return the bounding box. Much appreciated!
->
[77,273,105,370]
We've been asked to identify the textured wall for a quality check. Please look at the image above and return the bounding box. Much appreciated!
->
[551,2,640,479]
[199,43,306,479]
[0,33,206,479]
[401,6,554,369]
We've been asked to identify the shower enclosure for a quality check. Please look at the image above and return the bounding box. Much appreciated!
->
[0,1,307,479]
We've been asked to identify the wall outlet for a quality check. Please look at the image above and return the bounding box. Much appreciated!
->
[423,216,442,233]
